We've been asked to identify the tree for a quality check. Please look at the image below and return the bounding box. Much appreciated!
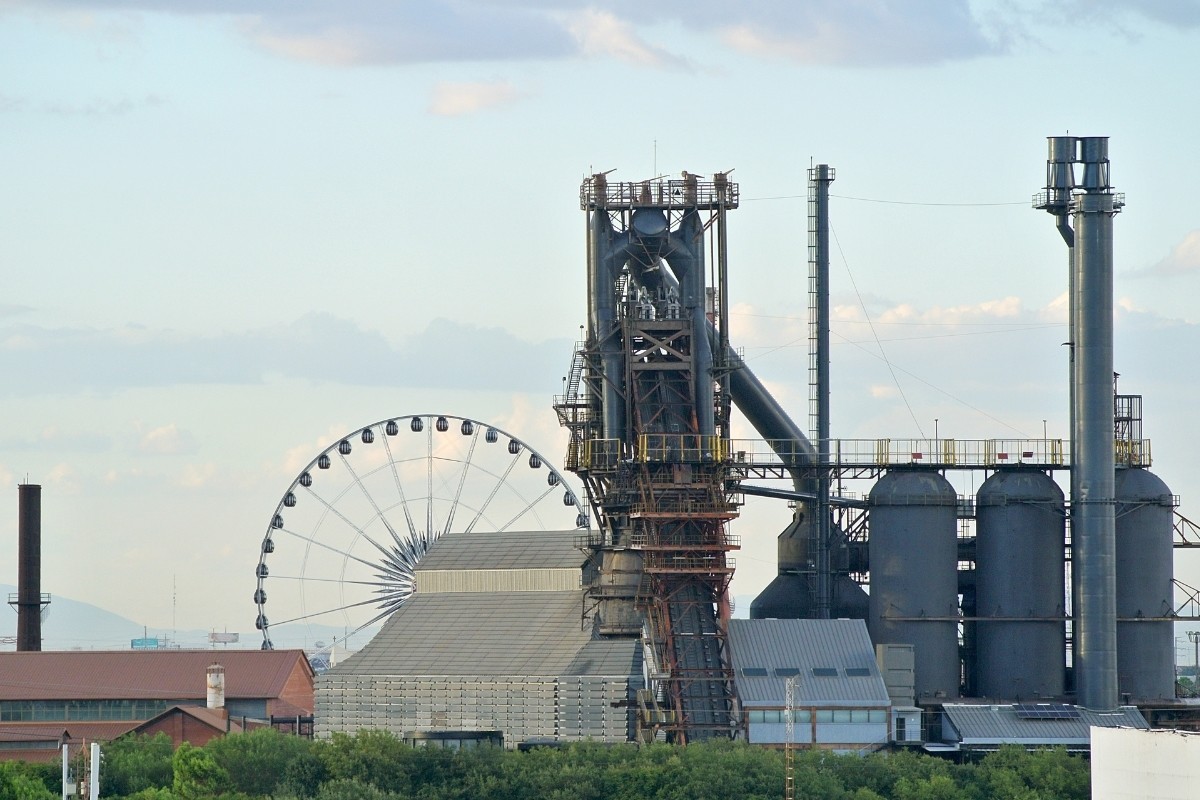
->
[205,726,313,797]
[0,762,55,800]
[100,732,175,797]
[171,742,231,800]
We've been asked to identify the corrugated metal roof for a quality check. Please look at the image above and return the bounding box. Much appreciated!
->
[416,530,584,572]
[0,650,312,701]
[727,619,890,707]
[325,590,639,678]
[942,703,1149,745]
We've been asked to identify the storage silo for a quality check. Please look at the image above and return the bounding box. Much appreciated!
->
[1114,467,1175,701]
[974,469,1065,701]
[868,470,961,700]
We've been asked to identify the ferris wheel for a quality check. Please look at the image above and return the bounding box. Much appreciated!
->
[254,414,588,650]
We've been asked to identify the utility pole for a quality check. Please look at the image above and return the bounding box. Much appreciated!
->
[1189,631,1200,683]
[784,674,796,800]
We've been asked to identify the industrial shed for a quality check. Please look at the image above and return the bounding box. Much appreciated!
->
[0,650,314,761]
[938,703,1148,754]
[317,530,643,747]
[727,618,893,752]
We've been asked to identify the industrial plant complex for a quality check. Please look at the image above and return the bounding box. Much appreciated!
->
[4,137,1199,759]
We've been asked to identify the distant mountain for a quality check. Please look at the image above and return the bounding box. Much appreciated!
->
[0,585,361,654]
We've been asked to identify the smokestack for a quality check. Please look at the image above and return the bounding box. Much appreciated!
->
[1071,136,1120,710]
[16,484,46,652]
[1035,136,1121,710]
[206,663,226,710]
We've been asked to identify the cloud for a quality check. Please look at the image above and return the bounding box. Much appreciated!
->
[429,80,525,117]
[238,2,577,66]
[562,8,686,68]
[137,423,197,455]
[13,0,1006,67]
[1129,229,1200,278]
[0,314,571,398]
[0,94,29,113]
[710,0,1001,66]
[1053,0,1200,30]
[45,93,165,116]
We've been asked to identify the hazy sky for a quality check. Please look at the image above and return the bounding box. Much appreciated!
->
[3,1,1200,652]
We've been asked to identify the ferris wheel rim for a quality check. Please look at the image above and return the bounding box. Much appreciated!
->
[255,413,588,650]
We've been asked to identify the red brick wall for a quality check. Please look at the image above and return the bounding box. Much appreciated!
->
[268,658,315,716]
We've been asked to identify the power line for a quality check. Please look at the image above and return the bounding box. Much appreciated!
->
[742,193,1026,207]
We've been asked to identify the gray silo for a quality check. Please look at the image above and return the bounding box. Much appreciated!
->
[1114,467,1176,701]
[868,470,961,700]
[974,469,1065,701]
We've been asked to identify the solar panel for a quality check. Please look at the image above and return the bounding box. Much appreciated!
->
[811,668,839,677]
[1013,703,1080,720]
[774,668,801,677]
[741,667,768,677]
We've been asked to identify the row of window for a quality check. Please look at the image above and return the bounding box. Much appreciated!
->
[741,667,873,679]
[0,699,183,722]
[748,709,888,724]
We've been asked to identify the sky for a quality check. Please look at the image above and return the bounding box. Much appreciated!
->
[2,0,1200,654]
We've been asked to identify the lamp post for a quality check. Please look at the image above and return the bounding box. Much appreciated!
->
[1188,631,1200,681]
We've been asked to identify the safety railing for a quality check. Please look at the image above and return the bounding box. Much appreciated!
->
[577,436,1150,471]
[726,438,1151,469]
[581,176,739,211]
[638,434,726,463]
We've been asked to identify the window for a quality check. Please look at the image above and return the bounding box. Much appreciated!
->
[741,667,768,677]
[811,668,838,677]
[845,668,872,677]
[774,668,801,677]
[868,710,887,723]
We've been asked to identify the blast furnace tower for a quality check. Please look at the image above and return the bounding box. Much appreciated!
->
[556,172,742,742]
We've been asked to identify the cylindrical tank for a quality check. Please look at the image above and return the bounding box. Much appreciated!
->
[974,469,1065,701]
[1115,467,1175,701]
[868,470,960,700]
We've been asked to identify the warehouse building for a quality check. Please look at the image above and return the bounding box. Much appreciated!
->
[317,530,643,747]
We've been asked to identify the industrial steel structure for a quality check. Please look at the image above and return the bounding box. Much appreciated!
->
[304,140,1193,748]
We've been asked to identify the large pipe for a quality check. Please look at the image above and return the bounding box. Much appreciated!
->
[1072,136,1119,709]
[588,209,626,440]
[17,484,43,652]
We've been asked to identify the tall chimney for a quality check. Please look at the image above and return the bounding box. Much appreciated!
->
[1035,136,1121,710]
[207,663,226,710]
[1071,136,1120,710]
[16,484,45,652]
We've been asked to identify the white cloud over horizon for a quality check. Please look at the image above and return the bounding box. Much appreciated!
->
[1129,229,1200,278]
[429,80,525,117]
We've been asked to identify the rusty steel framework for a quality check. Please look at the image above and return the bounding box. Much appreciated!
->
[556,172,743,743]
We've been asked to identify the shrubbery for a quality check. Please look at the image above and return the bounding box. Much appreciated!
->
[3,729,1089,800]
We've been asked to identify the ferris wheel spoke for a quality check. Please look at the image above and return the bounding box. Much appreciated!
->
[300,486,399,564]
[270,592,408,628]
[380,432,419,543]
[463,448,523,534]
[496,483,557,532]
[442,425,480,535]
[426,422,434,537]
[270,574,401,589]
[337,447,406,550]
[277,524,386,574]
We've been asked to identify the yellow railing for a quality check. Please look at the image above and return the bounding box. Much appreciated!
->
[724,438,1150,469]
[576,436,1150,471]
[638,434,726,463]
